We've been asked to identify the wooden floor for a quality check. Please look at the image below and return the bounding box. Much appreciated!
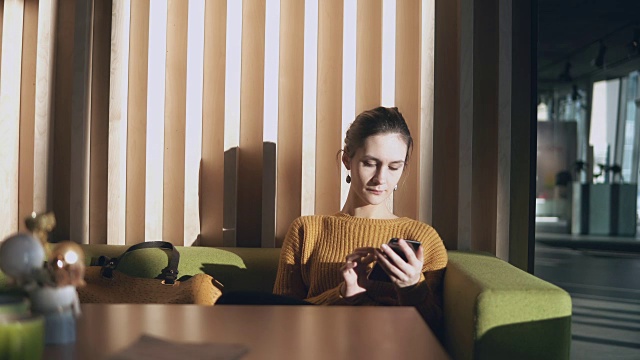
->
[534,241,640,360]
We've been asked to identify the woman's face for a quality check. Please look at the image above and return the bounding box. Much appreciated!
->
[343,133,408,207]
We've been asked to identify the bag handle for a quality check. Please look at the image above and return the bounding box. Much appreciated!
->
[100,241,180,285]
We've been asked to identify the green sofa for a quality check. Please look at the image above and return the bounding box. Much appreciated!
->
[0,245,571,360]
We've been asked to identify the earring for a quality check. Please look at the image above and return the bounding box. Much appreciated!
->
[394,184,398,191]
[346,175,351,184]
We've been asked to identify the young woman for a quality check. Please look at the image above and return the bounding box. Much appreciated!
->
[273,106,447,338]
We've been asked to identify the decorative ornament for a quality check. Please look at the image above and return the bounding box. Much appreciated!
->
[48,242,86,287]
[25,212,56,248]
[0,211,84,345]
[0,233,45,284]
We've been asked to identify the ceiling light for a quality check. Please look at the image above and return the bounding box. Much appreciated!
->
[592,41,606,68]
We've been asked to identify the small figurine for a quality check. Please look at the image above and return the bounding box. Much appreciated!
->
[0,211,85,344]
[25,211,56,247]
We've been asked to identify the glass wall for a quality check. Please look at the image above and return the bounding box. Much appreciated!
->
[536,70,640,235]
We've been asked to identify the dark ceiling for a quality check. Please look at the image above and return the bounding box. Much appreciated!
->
[538,0,640,90]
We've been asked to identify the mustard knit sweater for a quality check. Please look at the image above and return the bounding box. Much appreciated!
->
[273,212,448,336]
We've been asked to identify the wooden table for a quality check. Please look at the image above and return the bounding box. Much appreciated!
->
[45,304,450,359]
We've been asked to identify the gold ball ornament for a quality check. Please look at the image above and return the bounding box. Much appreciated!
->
[48,242,86,287]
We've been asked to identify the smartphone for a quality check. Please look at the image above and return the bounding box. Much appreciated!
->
[368,238,422,282]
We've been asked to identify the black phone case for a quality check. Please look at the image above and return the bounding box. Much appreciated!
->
[368,238,421,282]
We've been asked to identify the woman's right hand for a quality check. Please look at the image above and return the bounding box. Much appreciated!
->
[340,247,376,298]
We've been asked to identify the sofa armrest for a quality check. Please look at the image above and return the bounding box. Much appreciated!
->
[444,251,571,360]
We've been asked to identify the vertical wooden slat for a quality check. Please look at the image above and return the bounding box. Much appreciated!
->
[471,0,499,253]
[315,0,343,215]
[201,0,227,247]
[419,0,435,224]
[125,0,149,244]
[510,0,535,271]
[89,0,112,244]
[70,0,93,244]
[237,0,266,247]
[457,0,473,250]
[496,0,512,260]
[108,0,130,245]
[355,0,381,113]
[34,0,58,215]
[18,0,38,233]
[184,0,205,246]
[393,0,421,219]
[276,0,304,246]
[52,0,74,241]
[163,0,188,245]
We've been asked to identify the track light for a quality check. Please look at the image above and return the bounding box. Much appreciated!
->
[558,62,572,82]
[571,84,581,101]
[592,41,606,68]
[628,28,640,56]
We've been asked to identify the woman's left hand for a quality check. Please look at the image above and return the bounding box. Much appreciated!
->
[375,239,424,288]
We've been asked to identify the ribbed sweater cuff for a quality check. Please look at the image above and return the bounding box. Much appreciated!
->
[308,284,370,305]
[396,277,429,306]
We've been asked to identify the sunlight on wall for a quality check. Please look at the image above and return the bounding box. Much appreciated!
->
[263,0,280,144]
[108,0,131,245]
[381,0,396,107]
[301,0,319,216]
[341,0,357,209]
[224,0,242,152]
[184,0,205,245]
[145,0,168,241]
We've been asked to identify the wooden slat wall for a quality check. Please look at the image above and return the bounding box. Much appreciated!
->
[163,0,188,245]
[126,0,149,244]
[51,0,74,242]
[355,0,381,113]
[89,0,111,244]
[1,0,442,248]
[393,0,422,219]
[275,0,304,246]
[18,0,38,233]
[200,0,226,247]
[315,0,343,215]
[419,0,435,223]
[108,0,130,245]
[237,0,266,247]
[69,0,92,244]
[33,0,57,216]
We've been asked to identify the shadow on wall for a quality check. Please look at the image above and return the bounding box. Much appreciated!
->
[197,141,277,247]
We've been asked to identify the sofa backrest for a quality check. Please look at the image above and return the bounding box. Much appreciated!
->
[80,244,281,293]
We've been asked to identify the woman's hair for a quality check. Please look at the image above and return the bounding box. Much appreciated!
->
[343,106,413,163]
